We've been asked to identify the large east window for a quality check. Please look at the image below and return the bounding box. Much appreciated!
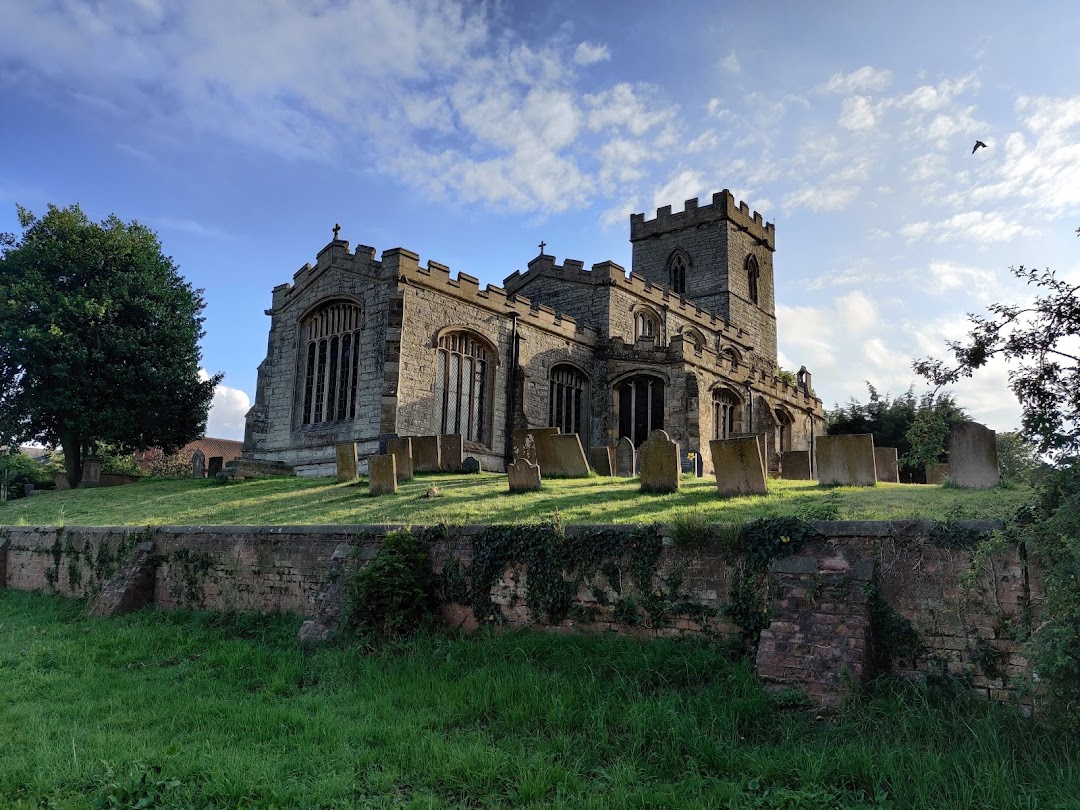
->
[301,301,363,425]
[617,375,665,447]
[435,331,490,443]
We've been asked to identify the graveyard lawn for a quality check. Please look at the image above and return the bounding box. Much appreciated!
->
[0,474,1030,527]
[1,590,1077,809]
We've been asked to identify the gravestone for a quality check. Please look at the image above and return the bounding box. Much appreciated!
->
[387,437,414,481]
[368,454,397,496]
[816,434,876,486]
[615,436,636,477]
[639,430,680,494]
[549,434,590,477]
[461,456,481,473]
[780,450,812,480]
[507,458,542,492]
[925,463,950,485]
[439,434,464,472]
[948,422,999,488]
[191,449,206,479]
[710,436,768,495]
[412,435,441,472]
[335,442,358,483]
[78,456,102,488]
[513,428,561,473]
[736,432,768,471]
[24,483,34,497]
[208,456,224,478]
[874,447,900,483]
[53,472,70,491]
[378,433,399,454]
[590,446,615,476]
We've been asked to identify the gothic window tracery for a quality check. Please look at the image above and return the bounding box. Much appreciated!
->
[775,407,794,452]
[713,388,741,440]
[434,331,490,444]
[667,250,688,295]
[617,375,665,447]
[746,254,760,305]
[549,364,587,439]
[634,309,660,346]
[300,301,363,425]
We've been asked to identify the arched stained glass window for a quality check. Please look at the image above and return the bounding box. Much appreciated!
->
[434,331,490,443]
[549,365,587,438]
[301,301,363,425]
[668,251,688,294]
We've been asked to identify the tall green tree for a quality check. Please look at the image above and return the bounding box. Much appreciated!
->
[0,204,220,487]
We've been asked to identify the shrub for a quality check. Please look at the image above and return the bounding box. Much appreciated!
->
[340,529,436,642]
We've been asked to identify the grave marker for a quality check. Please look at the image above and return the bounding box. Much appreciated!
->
[711,437,768,495]
[191,449,206,479]
[412,435,441,472]
[368,454,397,496]
[639,430,680,494]
[816,434,876,486]
[507,458,542,492]
[386,437,414,481]
[948,422,999,488]
[589,446,615,476]
[615,436,636,477]
[874,447,900,484]
[335,442,358,483]
[549,434,590,477]
[780,450,812,480]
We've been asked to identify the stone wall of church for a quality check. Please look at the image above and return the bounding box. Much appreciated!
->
[244,243,395,473]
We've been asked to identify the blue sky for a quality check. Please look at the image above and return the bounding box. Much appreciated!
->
[2,0,1078,440]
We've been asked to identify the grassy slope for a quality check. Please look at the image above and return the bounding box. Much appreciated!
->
[1,590,1077,809]
[0,474,1031,527]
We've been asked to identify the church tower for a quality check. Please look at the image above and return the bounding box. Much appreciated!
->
[629,190,777,366]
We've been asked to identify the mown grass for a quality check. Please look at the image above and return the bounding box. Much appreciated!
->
[0,473,1031,527]
[1,590,1077,809]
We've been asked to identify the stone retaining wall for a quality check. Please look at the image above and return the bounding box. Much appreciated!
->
[0,521,1036,706]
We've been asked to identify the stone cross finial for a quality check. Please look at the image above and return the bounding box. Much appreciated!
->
[538,240,546,253]
[332,223,341,240]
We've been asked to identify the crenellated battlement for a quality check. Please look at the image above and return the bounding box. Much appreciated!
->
[630,189,775,249]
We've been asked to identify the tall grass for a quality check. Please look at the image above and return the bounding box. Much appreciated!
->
[1,590,1076,809]
[0,473,1030,527]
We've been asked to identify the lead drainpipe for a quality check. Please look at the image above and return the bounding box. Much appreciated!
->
[807,409,816,477]
[505,312,519,465]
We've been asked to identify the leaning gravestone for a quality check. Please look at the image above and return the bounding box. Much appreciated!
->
[191,449,206,479]
[780,450,812,480]
[78,456,103,488]
[386,437,414,481]
[736,432,768,472]
[335,442,358,483]
[208,456,224,478]
[710,436,768,495]
[948,422,999,488]
[615,436,636,477]
[412,436,441,472]
[549,434,590,477]
[507,458,542,492]
[816,434,877,486]
[515,428,560,473]
[639,430,680,494]
[874,447,900,483]
[590,446,615,476]
[925,463,950,485]
[439,434,464,472]
[368,454,397,496]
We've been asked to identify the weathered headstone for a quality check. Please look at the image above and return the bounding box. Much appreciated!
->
[874,447,900,484]
[780,450,812,480]
[710,436,768,495]
[191,449,206,479]
[439,434,464,472]
[549,434,590,477]
[461,456,481,473]
[507,458,542,492]
[378,433,399,454]
[412,435,441,472]
[816,434,876,486]
[513,428,560,472]
[335,442,358,483]
[368,454,397,496]
[736,432,768,471]
[208,456,224,478]
[590,446,615,476]
[948,422,999,488]
[78,456,102,488]
[615,436,636,477]
[387,437,414,481]
[23,483,34,497]
[53,472,70,491]
[639,429,680,494]
[925,462,950,485]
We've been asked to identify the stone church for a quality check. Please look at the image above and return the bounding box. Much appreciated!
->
[242,189,825,476]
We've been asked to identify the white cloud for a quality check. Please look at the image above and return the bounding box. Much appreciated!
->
[783,184,859,212]
[573,41,610,66]
[824,66,893,94]
[838,96,878,131]
[652,169,705,211]
[720,51,740,74]
[900,211,1034,243]
[198,370,251,441]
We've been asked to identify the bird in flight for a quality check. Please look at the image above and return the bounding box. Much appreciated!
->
[972,140,988,154]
